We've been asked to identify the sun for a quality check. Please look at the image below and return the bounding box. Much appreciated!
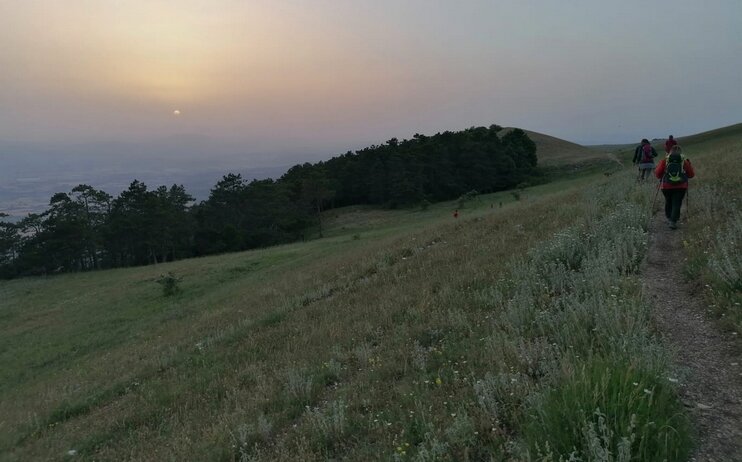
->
[173,109,181,116]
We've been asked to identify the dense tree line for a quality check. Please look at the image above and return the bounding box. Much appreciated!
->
[0,125,539,278]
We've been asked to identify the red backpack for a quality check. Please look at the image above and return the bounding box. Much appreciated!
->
[642,144,653,162]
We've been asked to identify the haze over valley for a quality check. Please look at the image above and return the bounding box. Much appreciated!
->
[0,138,296,217]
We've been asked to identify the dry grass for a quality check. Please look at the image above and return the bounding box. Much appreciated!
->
[0,176,590,460]
[4,125,739,460]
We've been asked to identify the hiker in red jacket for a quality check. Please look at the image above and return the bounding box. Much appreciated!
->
[664,135,678,154]
[655,145,695,229]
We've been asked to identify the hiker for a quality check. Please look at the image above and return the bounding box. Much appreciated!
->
[664,135,678,154]
[633,139,657,181]
[655,145,695,229]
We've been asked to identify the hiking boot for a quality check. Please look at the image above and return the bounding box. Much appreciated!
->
[669,221,678,230]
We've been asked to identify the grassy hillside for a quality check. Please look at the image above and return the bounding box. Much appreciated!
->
[1,126,739,460]
[676,123,742,332]
[677,122,742,146]
[585,123,742,332]
[607,123,742,166]
[501,128,609,166]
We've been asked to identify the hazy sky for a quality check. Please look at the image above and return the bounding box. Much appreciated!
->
[1,0,740,161]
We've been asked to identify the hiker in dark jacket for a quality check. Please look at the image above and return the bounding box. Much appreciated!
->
[655,145,695,229]
[664,135,678,154]
[633,139,657,181]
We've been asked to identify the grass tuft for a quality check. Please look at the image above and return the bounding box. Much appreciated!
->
[523,359,692,461]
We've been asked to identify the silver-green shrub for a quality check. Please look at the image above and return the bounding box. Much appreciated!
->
[472,173,689,459]
[708,210,742,291]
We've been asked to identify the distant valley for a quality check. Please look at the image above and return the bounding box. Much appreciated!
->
[0,137,298,218]
[0,166,288,218]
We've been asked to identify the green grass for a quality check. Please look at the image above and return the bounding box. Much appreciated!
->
[1,126,738,460]
[674,124,742,332]
[523,359,691,461]
[677,122,742,146]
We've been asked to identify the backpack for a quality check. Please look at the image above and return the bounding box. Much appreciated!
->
[664,153,687,184]
[641,144,654,163]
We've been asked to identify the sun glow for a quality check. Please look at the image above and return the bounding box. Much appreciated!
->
[21,2,283,105]
[3,1,412,132]
[85,4,224,104]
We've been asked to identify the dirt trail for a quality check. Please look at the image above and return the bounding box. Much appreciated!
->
[644,214,742,461]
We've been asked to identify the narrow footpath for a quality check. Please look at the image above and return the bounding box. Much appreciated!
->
[644,214,742,461]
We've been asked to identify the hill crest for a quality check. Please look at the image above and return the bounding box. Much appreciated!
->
[501,127,605,165]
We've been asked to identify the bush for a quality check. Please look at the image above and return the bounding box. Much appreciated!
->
[457,190,479,208]
[156,272,182,296]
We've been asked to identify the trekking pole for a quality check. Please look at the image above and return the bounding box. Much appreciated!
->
[650,179,661,212]
[685,188,690,222]
[646,179,661,229]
